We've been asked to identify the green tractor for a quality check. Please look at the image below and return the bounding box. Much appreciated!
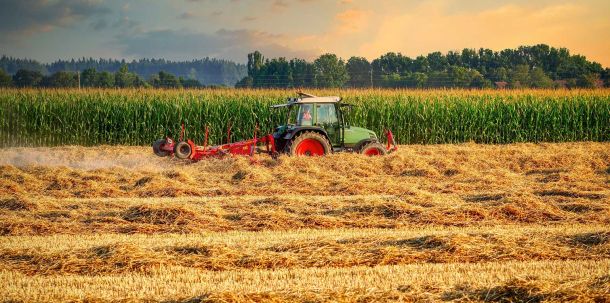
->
[272,92,397,156]
[152,92,396,160]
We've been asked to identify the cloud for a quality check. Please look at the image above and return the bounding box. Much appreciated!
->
[0,0,111,37]
[117,29,321,62]
[335,9,370,34]
[113,16,139,30]
[178,12,197,19]
[242,16,257,22]
[90,19,108,31]
[272,0,289,10]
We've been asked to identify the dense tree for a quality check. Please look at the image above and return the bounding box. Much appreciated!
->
[3,44,606,89]
[509,65,530,88]
[313,54,349,88]
[258,57,291,88]
[152,71,181,88]
[346,57,371,88]
[97,71,115,88]
[290,58,314,88]
[115,64,137,88]
[1,56,246,86]
[427,52,448,72]
[247,51,264,77]
[180,77,203,88]
[602,68,610,87]
[81,68,98,87]
[0,69,12,87]
[235,76,253,88]
[43,71,78,87]
[576,73,600,88]
[13,69,43,87]
[529,68,554,88]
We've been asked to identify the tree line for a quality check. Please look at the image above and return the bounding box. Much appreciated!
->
[1,44,607,89]
[237,45,608,88]
[0,65,221,88]
[0,56,246,86]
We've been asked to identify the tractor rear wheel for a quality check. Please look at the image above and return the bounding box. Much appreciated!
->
[360,142,387,156]
[174,141,192,159]
[287,131,332,156]
[153,139,169,157]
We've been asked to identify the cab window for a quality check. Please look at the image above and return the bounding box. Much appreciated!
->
[316,104,338,126]
[297,104,313,126]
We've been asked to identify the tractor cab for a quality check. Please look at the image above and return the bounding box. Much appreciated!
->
[271,93,389,156]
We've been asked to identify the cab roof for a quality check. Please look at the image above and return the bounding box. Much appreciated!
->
[271,93,341,108]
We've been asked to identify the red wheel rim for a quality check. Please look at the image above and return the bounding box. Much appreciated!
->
[364,148,381,156]
[295,139,325,156]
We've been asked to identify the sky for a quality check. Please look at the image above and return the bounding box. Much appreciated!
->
[1,0,609,66]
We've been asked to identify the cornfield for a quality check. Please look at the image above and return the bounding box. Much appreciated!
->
[0,88,609,147]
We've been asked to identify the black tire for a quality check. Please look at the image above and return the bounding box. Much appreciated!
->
[152,139,169,157]
[174,141,192,159]
[285,131,332,156]
[360,142,387,156]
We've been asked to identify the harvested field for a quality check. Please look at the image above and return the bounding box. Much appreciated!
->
[0,142,609,302]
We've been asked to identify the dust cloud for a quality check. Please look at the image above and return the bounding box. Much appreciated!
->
[0,146,171,171]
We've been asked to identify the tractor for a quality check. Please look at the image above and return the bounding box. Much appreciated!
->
[152,93,396,160]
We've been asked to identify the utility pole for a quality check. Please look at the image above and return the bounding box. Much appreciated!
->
[77,71,81,89]
[370,69,373,88]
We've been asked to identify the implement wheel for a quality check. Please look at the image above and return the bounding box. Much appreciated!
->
[360,142,387,156]
[153,139,169,157]
[287,131,331,156]
[174,141,192,159]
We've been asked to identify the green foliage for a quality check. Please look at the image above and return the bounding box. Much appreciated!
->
[509,65,530,88]
[97,71,115,88]
[576,73,600,88]
[313,54,349,88]
[81,68,98,87]
[235,76,253,88]
[239,44,604,89]
[1,55,246,86]
[180,77,203,88]
[346,57,371,88]
[529,68,554,88]
[1,90,608,147]
[12,69,43,87]
[1,44,606,89]
[152,71,181,88]
[114,64,141,88]
[0,69,12,87]
[43,71,78,88]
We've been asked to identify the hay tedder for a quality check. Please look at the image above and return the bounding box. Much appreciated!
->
[153,93,397,160]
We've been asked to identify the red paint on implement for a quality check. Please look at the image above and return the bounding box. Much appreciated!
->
[364,148,381,156]
[295,138,325,156]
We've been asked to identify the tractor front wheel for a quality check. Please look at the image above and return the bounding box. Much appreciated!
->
[174,141,192,159]
[287,131,332,156]
[360,142,387,156]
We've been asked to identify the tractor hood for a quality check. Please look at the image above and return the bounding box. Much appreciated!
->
[344,126,377,145]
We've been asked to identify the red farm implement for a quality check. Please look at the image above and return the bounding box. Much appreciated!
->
[153,124,277,160]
